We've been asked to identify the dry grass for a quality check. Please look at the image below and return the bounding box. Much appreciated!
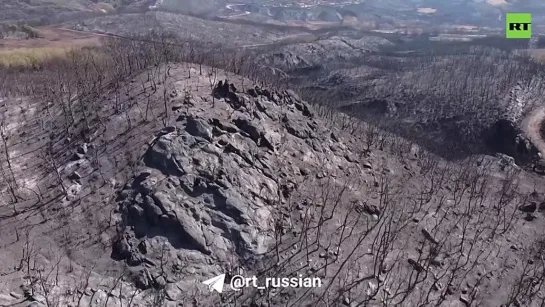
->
[0,47,75,69]
[0,27,102,54]
[0,27,105,70]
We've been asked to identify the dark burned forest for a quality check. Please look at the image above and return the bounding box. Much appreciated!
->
[2,32,545,165]
[287,37,545,164]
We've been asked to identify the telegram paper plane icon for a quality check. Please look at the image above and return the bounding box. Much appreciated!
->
[202,274,226,293]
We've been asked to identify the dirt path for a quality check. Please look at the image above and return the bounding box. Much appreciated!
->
[522,104,545,157]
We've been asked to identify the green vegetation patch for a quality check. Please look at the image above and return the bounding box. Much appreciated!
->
[0,23,40,39]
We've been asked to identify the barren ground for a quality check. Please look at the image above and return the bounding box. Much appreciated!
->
[0,10,545,306]
[0,27,102,51]
[0,60,544,306]
[522,104,545,158]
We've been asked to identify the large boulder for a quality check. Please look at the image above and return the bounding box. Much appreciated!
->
[143,133,193,176]
[185,116,213,141]
[233,116,262,142]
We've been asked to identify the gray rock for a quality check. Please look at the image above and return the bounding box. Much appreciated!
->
[128,205,145,221]
[179,174,196,194]
[410,144,420,158]
[261,128,282,151]
[214,188,252,225]
[162,126,176,134]
[144,135,190,176]
[152,192,177,213]
[519,202,537,213]
[283,114,309,139]
[331,132,339,142]
[165,284,182,301]
[344,154,358,163]
[180,132,197,147]
[143,195,163,220]
[524,213,537,221]
[255,96,280,121]
[367,281,378,295]
[460,294,470,306]
[109,84,359,294]
[286,89,300,102]
[186,117,212,141]
[117,190,130,201]
[71,153,85,161]
[534,161,545,175]
[172,104,183,111]
[154,275,167,289]
[0,294,13,304]
[69,171,82,180]
[138,240,148,254]
[112,237,131,260]
[134,269,152,290]
[294,101,313,118]
[361,161,373,169]
[233,117,262,142]
[173,205,210,255]
[77,143,88,154]
[138,175,158,195]
[136,171,151,180]
[211,118,238,133]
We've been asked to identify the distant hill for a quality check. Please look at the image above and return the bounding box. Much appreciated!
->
[0,0,153,24]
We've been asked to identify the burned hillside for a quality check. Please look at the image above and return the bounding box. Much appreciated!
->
[254,36,544,166]
[0,33,545,307]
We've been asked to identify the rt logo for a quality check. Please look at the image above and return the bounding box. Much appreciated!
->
[506,13,531,39]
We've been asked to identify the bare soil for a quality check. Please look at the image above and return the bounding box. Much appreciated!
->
[522,104,545,158]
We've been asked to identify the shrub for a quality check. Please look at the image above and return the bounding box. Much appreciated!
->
[0,23,39,39]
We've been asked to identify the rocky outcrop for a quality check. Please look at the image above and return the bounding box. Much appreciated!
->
[486,119,540,165]
[111,79,367,288]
